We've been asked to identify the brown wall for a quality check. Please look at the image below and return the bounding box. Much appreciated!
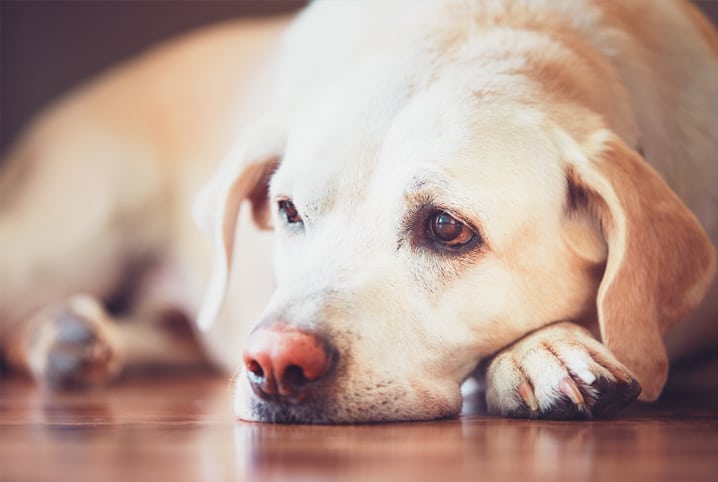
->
[1,1,716,155]
[0,0,307,154]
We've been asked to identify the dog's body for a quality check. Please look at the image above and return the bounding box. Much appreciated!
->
[1,0,717,422]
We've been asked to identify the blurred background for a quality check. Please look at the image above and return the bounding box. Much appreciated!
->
[0,0,716,156]
[0,0,307,155]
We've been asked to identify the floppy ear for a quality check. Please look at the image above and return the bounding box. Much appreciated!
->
[563,133,716,400]
[193,129,283,331]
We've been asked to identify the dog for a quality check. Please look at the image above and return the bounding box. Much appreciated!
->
[1,0,716,423]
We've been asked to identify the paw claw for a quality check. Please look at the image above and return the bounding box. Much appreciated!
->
[518,381,539,412]
[559,378,585,406]
[576,369,596,385]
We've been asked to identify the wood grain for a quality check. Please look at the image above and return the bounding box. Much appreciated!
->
[1,374,717,482]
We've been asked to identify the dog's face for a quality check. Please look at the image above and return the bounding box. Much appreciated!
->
[219,73,612,422]
[195,3,715,423]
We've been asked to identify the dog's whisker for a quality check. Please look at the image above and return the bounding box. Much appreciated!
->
[227,367,243,393]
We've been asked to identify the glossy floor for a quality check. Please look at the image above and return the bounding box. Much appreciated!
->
[1,373,717,482]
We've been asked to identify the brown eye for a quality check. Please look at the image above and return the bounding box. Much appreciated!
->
[278,199,302,224]
[427,211,476,247]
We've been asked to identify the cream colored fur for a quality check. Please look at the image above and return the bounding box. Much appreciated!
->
[1,1,716,422]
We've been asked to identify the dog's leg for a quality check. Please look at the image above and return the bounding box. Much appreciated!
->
[482,322,641,419]
[6,295,124,388]
[0,122,181,383]
[5,291,207,389]
[3,260,208,388]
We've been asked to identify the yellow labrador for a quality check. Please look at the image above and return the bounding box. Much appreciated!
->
[1,0,716,422]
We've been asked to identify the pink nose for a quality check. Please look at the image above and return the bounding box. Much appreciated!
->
[243,326,336,403]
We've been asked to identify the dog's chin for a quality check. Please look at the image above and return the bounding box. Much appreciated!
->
[233,377,463,424]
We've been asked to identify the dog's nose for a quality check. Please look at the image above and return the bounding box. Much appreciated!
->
[243,326,336,403]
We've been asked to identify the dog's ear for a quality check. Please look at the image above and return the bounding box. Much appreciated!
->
[193,128,283,331]
[562,132,716,400]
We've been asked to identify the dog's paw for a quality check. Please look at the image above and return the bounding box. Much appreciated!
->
[26,295,122,389]
[484,322,641,419]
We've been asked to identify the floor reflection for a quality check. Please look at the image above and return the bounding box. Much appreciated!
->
[3,375,717,482]
[233,408,715,482]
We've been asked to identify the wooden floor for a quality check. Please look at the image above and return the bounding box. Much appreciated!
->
[1,373,717,482]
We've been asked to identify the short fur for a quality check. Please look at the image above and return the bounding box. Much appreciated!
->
[1,0,716,422]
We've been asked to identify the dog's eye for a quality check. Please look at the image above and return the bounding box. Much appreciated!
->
[278,199,303,224]
[427,211,476,247]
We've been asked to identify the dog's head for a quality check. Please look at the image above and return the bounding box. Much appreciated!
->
[195,4,715,423]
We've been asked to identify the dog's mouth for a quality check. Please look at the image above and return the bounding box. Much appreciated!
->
[243,376,344,424]
[246,397,413,425]
[237,371,463,424]
[243,379,391,425]
[247,397,340,424]
[244,393,461,424]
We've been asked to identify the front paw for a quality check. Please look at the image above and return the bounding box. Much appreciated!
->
[485,323,641,419]
[26,296,122,389]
